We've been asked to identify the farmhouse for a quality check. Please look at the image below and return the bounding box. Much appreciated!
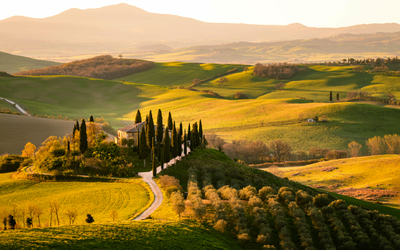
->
[114,121,168,146]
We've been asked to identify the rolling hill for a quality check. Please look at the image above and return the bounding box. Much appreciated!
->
[0,51,59,73]
[3,62,400,152]
[271,155,400,207]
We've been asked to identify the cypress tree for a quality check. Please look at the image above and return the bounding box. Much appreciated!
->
[171,122,178,158]
[146,111,155,148]
[179,122,183,138]
[177,129,182,156]
[156,109,163,144]
[137,127,140,157]
[80,119,88,154]
[190,133,194,151]
[192,122,199,149]
[336,93,339,101]
[329,91,332,102]
[135,110,142,124]
[163,127,171,164]
[139,127,150,166]
[184,132,187,155]
[89,116,94,123]
[152,141,157,177]
[199,119,203,141]
[168,112,173,130]
[67,141,70,153]
[187,123,191,147]
[160,147,165,170]
[76,121,80,131]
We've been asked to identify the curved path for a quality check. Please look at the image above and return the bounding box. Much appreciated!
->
[134,146,190,220]
[0,97,30,116]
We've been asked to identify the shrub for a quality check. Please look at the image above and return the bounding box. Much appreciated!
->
[159,175,183,191]
[234,92,249,99]
[313,194,331,208]
[259,186,275,201]
[239,186,257,200]
[213,219,227,233]
[0,155,25,173]
[171,191,185,218]
[253,63,305,79]
[85,214,94,223]
[295,190,313,206]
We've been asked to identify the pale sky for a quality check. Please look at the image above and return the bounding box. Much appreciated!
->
[1,0,399,28]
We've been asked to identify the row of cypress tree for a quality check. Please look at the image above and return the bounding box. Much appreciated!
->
[72,116,95,154]
[134,109,204,176]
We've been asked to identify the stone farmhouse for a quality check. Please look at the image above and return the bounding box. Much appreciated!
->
[114,121,169,146]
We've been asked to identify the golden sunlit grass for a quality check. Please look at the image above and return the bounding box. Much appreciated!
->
[0,173,151,224]
[266,155,400,206]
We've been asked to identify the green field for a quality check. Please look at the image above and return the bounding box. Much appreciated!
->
[0,221,241,250]
[0,51,59,74]
[2,64,400,152]
[0,173,150,224]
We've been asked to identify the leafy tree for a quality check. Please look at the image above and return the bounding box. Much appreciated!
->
[50,200,61,226]
[8,215,16,229]
[274,82,286,91]
[156,109,163,144]
[64,208,78,225]
[110,209,118,222]
[217,76,229,86]
[163,127,171,164]
[79,119,88,154]
[135,110,142,124]
[22,142,36,157]
[171,191,185,218]
[26,217,32,228]
[269,140,291,162]
[85,214,94,223]
[244,67,249,74]
[89,116,94,123]
[168,112,173,130]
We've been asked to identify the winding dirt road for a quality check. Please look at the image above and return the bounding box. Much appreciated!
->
[134,147,190,220]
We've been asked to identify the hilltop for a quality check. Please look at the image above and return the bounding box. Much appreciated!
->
[0,51,59,73]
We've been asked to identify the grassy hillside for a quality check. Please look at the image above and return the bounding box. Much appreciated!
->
[2,64,400,151]
[271,155,400,207]
[0,221,242,250]
[117,62,245,87]
[0,173,150,223]
[0,114,75,155]
[0,51,59,74]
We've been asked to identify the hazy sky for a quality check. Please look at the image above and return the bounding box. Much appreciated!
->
[1,0,399,28]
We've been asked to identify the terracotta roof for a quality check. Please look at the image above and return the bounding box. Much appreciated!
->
[117,121,146,133]
[117,121,167,133]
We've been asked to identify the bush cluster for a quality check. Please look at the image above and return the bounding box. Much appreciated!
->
[16,55,154,80]
[253,63,307,79]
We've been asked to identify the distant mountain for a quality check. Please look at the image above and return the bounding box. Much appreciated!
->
[0,51,59,74]
[0,3,400,60]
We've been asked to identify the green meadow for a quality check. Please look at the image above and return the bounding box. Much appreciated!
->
[0,221,241,250]
[1,64,400,151]
[0,172,151,223]
[0,51,59,74]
